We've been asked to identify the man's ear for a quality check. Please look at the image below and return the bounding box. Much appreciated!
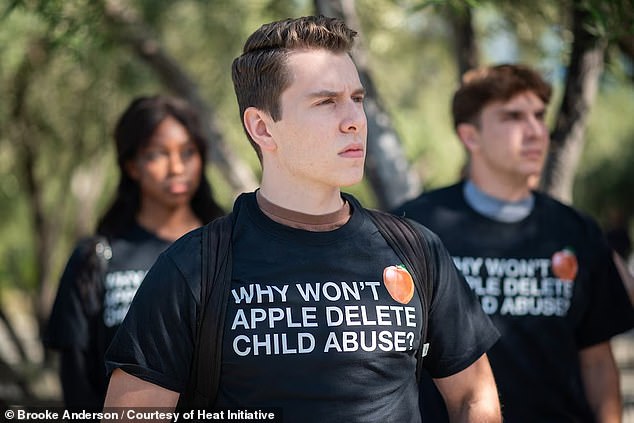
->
[456,123,479,153]
[244,107,276,153]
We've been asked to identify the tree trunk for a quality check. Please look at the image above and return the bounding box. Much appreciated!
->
[314,0,421,210]
[0,307,28,363]
[101,0,258,196]
[617,35,634,84]
[445,5,478,78]
[540,3,606,203]
[9,39,59,335]
[0,356,33,400]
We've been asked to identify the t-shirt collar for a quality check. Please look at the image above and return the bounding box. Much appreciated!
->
[463,180,534,223]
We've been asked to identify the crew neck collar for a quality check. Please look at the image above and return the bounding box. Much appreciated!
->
[255,190,351,232]
[463,180,534,223]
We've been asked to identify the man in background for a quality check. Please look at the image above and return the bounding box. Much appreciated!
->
[394,63,634,422]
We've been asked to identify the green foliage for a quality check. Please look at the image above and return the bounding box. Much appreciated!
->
[0,1,319,301]
[0,4,632,407]
[574,76,634,228]
[356,0,465,188]
[0,0,633,300]
[578,0,634,40]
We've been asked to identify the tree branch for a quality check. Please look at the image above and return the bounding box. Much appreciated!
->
[101,0,257,195]
[541,2,606,203]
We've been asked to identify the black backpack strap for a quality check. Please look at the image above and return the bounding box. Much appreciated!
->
[179,213,234,409]
[365,208,433,382]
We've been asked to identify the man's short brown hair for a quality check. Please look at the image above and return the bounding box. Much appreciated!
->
[231,15,357,160]
[452,64,552,129]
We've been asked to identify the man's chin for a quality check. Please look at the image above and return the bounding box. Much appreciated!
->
[338,172,364,188]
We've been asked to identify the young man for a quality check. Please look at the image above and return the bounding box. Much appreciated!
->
[103,16,501,422]
[394,64,634,422]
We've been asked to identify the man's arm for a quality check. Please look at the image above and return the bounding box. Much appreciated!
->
[579,341,622,423]
[433,353,501,423]
[103,369,179,422]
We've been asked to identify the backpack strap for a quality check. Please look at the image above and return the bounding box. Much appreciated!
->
[179,213,234,409]
[365,208,433,382]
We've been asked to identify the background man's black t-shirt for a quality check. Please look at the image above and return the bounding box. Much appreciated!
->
[395,182,634,422]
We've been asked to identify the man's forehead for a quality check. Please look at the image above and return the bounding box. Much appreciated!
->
[487,91,546,113]
[504,91,545,108]
[286,49,360,81]
[287,49,363,92]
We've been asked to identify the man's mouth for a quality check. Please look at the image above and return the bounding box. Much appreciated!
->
[522,149,543,160]
[339,143,365,158]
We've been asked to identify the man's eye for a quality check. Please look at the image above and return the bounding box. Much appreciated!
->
[318,99,334,105]
[503,112,522,121]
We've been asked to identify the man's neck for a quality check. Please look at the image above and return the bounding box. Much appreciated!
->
[469,171,533,202]
[464,179,534,223]
[256,190,351,231]
[259,177,345,215]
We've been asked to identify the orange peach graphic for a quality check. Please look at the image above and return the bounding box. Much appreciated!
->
[551,248,578,281]
[383,265,415,304]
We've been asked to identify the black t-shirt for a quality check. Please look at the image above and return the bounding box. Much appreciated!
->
[394,182,634,423]
[106,192,498,422]
[44,223,171,407]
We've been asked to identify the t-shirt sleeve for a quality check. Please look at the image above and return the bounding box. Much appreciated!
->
[104,247,199,393]
[575,219,634,348]
[417,225,500,378]
[44,243,91,350]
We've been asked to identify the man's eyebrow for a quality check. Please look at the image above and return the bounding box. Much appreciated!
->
[498,105,546,114]
[352,88,366,97]
[306,87,366,98]
[497,108,522,116]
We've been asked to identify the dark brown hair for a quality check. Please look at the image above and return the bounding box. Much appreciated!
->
[231,15,357,160]
[452,64,552,129]
[97,95,223,237]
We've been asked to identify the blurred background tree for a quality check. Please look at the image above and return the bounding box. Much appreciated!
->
[0,0,632,405]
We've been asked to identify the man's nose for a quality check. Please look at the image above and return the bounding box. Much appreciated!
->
[526,115,547,138]
[340,100,367,134]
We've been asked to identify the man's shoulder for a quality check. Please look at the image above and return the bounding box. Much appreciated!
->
[395,183,462,211]
[364,206,443,245]
[534,192,602,234]
[164,226,204,261]
[163,214,235,273]
[391,182,464,223]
